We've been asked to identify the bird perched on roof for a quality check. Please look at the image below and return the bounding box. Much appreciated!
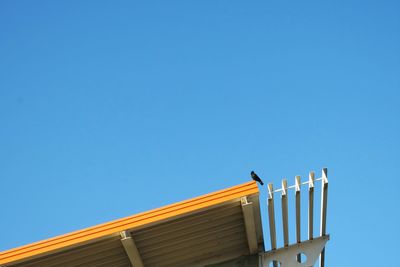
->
[251,171,264,185]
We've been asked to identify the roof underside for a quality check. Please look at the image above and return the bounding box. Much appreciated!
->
[1,181,263,267]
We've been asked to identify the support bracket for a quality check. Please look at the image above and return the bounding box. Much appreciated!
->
[259,235,329,267]
[120,231,144,267]
[241,197,259,254]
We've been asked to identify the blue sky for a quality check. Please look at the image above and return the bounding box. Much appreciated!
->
[0,1,399,266]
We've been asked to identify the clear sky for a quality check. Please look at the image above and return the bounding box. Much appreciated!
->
[0,1,399,266]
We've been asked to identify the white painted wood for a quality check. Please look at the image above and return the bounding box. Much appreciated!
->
[281,179,289,247]
[294,175,301,263]
[260,236,329,267]
[267,183,277,251]
[308,171,315,240]
[319,168,328,267]
[241,197,259,254]
[295,175,301,243]
[120,231,144,267]
[263,168,329,267]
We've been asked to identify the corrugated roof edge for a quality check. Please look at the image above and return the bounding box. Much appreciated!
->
[0,181,259,265]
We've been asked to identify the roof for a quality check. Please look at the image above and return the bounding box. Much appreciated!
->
[0,181,264,267]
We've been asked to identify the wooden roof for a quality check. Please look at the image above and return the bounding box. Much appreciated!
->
[0,181,263,267]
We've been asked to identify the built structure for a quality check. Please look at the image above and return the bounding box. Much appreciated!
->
[0,168,329,267]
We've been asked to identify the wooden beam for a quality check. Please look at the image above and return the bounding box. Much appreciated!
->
[120,231,144,267]
[267,183,277,250]
[267,183,278,267]
[319,168,329,267]
[240,197,258,254]
[308,171,315,240]
[295,175,301,243]
[281,179,289,247]
[295,175,301,263]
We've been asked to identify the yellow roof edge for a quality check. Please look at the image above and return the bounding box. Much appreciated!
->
[0,181,259,265]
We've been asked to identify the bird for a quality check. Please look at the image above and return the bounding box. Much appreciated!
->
[251,171,264,185]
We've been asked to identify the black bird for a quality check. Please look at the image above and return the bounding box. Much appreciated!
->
[251,171,264,185]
